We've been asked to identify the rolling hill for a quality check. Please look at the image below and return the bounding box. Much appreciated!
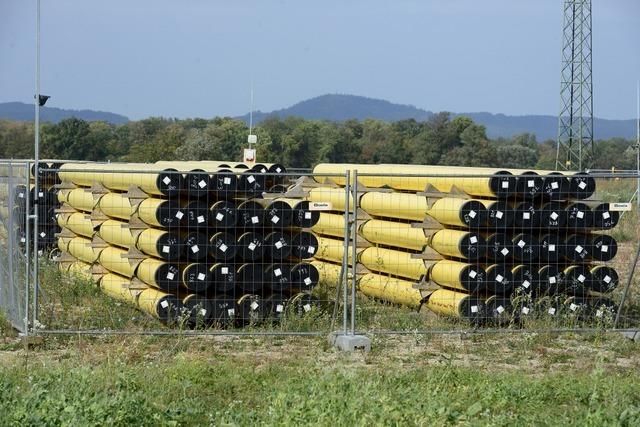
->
[0,102,129,124]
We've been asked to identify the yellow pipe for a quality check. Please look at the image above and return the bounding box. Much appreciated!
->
[135,228,181,260]
[429,260,486,293]
[98,192,134,220]
[135,258,180,291]
[426,288,483,319]
[358,273,423,309]
[99,219,135,249]
[306,187,353,212]
[67,236,100,263]
[429,229,484,260]
[100,273,141,304]
[137,287,178,319]
[311,212,346,238]
[359,191,427,221]
[314,235,355,264]
[427,197,486,228]
[57,236,72,253]
[67,261,93,281]
[64,212,95,238]
[359,246,427,280]
[359,219,429,251]
[98,245,137,278]
[64,187,99,212]
[310,260,344,287]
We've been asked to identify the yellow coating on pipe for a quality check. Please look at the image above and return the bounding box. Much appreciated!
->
[98,192,134,220]
[98,245,136,278]
[100,273,141,304]
[429,229,471,259]
[99,219,135,249]
[67,261,93,281]
[57,236,72,252]
[311,213,346,238]
[137,287,170,318]
[136,258,168,288]
[136,228,169,259]
[358,273,423,309]
[57,188,70,204]
[314,235,356,264]
[359,246,427,280]
[427,198,473,228]
[310,260,344,287]
[359,219,429,251]
[67,236,100,263]
[64,212,95,238]
[137,198,170,228]
[56,212,70,228]
[359,191,427,221]
[426,288,473,318]
[306,187,353,212]
[430,260,473,291]
[65,187,99,212]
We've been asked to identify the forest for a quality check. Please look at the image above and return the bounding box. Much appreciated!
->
[0,113,636,170]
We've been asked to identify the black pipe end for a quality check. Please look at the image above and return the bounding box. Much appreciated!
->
[265,264,293,293]
[237,232,265,261]
[590,265,618,293]
[209,200,237,229]
[154,263,182,292]
[488,171,517,199]
[511,233,539,262]
[485,265,514,295]
[540,201,567,229]
[293,201,320,228]
[516,171,544,199]
[291,262,320,292]
[484,232,512,262]
[459,264,486,294]
[565,202,593,229]
[592,203,619,230]
[156,232,183,261]
[460,200,488,228]
[155,169,184,197]
[590,234,617,261]
[182,263,212,293]
[265,201,294,227]
[291,231,319,260]
[210,263,236,294]
[484,200,514,229]
[211,169,239,197]
[209,232,237,261]
[237,264,265,293]
[569,173,596,200]
[183,231,208,261]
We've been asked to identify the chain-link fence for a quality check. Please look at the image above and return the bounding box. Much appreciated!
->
[0,161,31,332]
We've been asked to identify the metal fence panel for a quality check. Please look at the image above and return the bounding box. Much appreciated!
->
[0,161,30,332]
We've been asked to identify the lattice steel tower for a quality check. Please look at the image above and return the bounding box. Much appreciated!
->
[556,0,594,171]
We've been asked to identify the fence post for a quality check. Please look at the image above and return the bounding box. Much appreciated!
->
[351,170,358,336]
[24,161,31,335]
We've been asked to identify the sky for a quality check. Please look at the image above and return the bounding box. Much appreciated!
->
[1,0,639,120]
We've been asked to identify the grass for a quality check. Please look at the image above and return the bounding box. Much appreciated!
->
[0,333,639,426]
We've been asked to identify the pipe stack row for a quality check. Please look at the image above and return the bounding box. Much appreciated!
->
[309,163,620,325]
[52,160,322,327]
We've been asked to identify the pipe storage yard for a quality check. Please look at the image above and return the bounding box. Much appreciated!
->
[3,159,625,329]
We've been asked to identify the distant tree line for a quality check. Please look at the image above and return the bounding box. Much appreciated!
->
[0,114,636,170]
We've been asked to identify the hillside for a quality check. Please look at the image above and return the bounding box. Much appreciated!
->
[237,94,637,141]
[0,102,129,125]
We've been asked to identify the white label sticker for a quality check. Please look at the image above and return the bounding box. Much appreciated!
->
[162,176,171,185]
[220,243,228,253]
[38,191,44,197]
[550,212,559,220]
[198,180,207,188]
[577,274,585,283]
[470,236,478,244]
[200,308,207,316]
[197,215,205,223]
[20,237,26,243]
[603,275,612,284]
[40,232,46,238]
[191,245,200,253]
[197,273,206,281]
[602,212,610,219]
[162,246,170,253]
[223,177,231,185]
[250,301,259,310]
[523,212,531,220]
[304,212,312,219]
[227,308,235,317]
[276,167,282,173]
[578,181,587,190]
[496,305,505,314]
[501,248,510,256]
[18,193,24,198]
[274,268,282,277]
[251,216,259,224]
[276,304,284,313]
[271,215,280,224]
[576,211,584,219]
[248,242,257,251]
[570,303,578,311]
[307,246,316,254]
[522,307,530,315]
[527,180,534,188]
[275,241,283,249]
[495,274,504,283]
[304,277,312,285]
[548,307,556,315]
[303,304,312,312]
[468,270,477,279]
[166,272,175,280]
[517,240,526,248]
[596,310,603,318]
[469,210,477,219]
[575,245,584,253]
[215,213,224,221]
[221,267,229,274]
[549,244,556,252]
[175,211,184,219]
[551,182,559,190]
[247,175,256,184]
[501,181,509,189]
[495,211,504,219]
[549,276,557,284]
[160,300,169,308]
[601,245,609,253]
[471,305,479,313]
[522,280,530,289]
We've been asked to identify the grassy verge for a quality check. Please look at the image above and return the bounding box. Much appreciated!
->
[0,334,639,426]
